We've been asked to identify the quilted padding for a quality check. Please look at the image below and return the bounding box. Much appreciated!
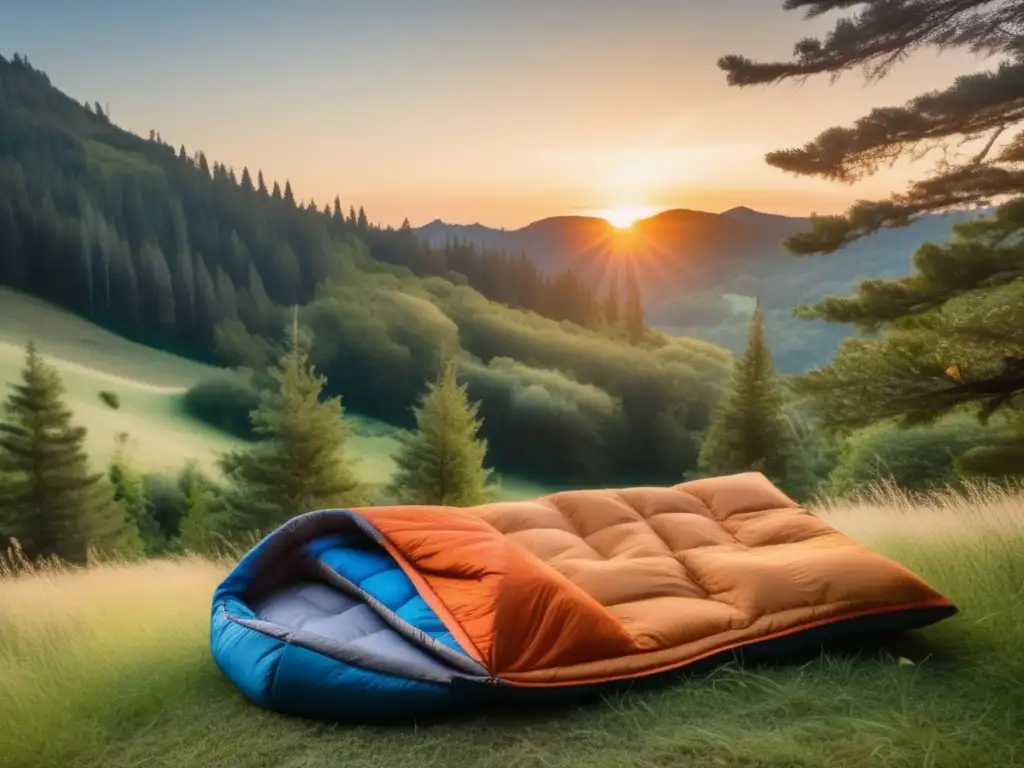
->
[211,471,957,720]
[304,534,469,655]
[357,472,957,684]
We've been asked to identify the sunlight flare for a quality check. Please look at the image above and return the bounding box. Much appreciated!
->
[596,204,662,229]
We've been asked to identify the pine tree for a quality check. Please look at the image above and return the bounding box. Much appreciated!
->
[718,2,1024,254]
[0,342,142,563]
[695,304,811,498]
[603,273,620,325]
[387,360,494,506]
[176,481,220,556]
[218,324,367,534]
[623,268,645,345]
[240,167,254,194]
[108,432,163,554]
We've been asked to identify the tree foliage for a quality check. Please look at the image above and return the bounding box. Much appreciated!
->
[694,305,812,498]
[218,340,367,534]
[387,360,495,506]
[793,200,1024,433]
[0,341,142,563]
[826,416,997,498]
[723,6,1024,479]
[719,1,1024,254]
[108,432,164,554]
[176,481,221,556]
[0,52,686,489]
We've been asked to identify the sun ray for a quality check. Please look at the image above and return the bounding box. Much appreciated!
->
[595,205,662,230]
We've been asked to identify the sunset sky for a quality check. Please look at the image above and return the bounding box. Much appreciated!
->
[1,0,991,229]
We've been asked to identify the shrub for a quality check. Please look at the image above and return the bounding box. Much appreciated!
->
[98,390,120,409]
[181,377,261,440]
[826,417,996,498]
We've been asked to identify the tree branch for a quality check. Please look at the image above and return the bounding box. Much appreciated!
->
[719,1,1011,87]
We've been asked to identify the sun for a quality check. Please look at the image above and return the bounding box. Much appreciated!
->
[597,204,660,230]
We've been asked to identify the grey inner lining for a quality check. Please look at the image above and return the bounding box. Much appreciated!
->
[250,582,475,684]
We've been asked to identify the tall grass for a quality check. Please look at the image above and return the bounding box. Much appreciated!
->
[1,483,1022,768]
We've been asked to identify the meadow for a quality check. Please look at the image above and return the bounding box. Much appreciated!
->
[0,483,1021,768]
[0,288,551,500]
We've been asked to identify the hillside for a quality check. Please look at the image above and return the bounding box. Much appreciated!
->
[0,52,735,489]
[416,207,987,371]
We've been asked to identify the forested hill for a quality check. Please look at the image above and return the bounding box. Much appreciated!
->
[0,53,610,350]
[0,52,738,488]
[417,206,988,373]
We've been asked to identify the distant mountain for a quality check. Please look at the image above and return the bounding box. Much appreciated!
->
[416,205,992,372]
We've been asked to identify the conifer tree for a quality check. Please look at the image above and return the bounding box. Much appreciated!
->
[623,268,645,345]
[719,1,1024,252]
[240,166,254,194]
[176,481,220,556]
[0,342,142,563]
[387,360,494,506]
[218,318,367,533]
[695,304,811,498]
[108,432,163,554]
[603,273,620,325]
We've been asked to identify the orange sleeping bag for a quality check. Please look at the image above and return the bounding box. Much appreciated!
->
[357,471,956,686]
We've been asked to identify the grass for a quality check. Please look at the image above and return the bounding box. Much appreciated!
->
[1,484,1022,768]
[0,288,548,499]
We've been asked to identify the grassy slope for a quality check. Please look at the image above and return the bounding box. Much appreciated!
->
[1,485,1021,768]
[0,288,551,499]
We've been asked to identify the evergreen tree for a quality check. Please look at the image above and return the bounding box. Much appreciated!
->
[0,341,142,563]
[357,206,369,230]
[695,304,811,498]
[722,6,1024,480]
[283,180,296,207]
[256,170,268,196]
[218,327,367,533]
[176,481,220,556]
[240,166,254,194]
[108,432,163,554]
[719,1,1024,253]
[623,267,645,344]
[793,200,1024,476]
[387,360,494,506]
[603,273,620,326]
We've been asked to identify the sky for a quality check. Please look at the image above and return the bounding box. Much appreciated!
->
[0,0,995,229]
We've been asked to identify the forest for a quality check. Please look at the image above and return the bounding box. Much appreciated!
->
[1,42,1022,566]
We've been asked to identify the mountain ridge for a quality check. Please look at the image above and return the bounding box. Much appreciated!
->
[413,204,992,372]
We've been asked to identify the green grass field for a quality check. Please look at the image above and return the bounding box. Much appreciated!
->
[0,288,550,499]
[1,484,1021,768]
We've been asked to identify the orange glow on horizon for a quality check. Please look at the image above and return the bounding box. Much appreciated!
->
[594,204,663,230]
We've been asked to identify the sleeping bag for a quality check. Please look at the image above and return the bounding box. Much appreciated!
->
[210,471,956,720]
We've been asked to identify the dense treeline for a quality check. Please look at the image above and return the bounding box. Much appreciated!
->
[0,53,618,358]
[0,51,709,487]
[0,333,499,564]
